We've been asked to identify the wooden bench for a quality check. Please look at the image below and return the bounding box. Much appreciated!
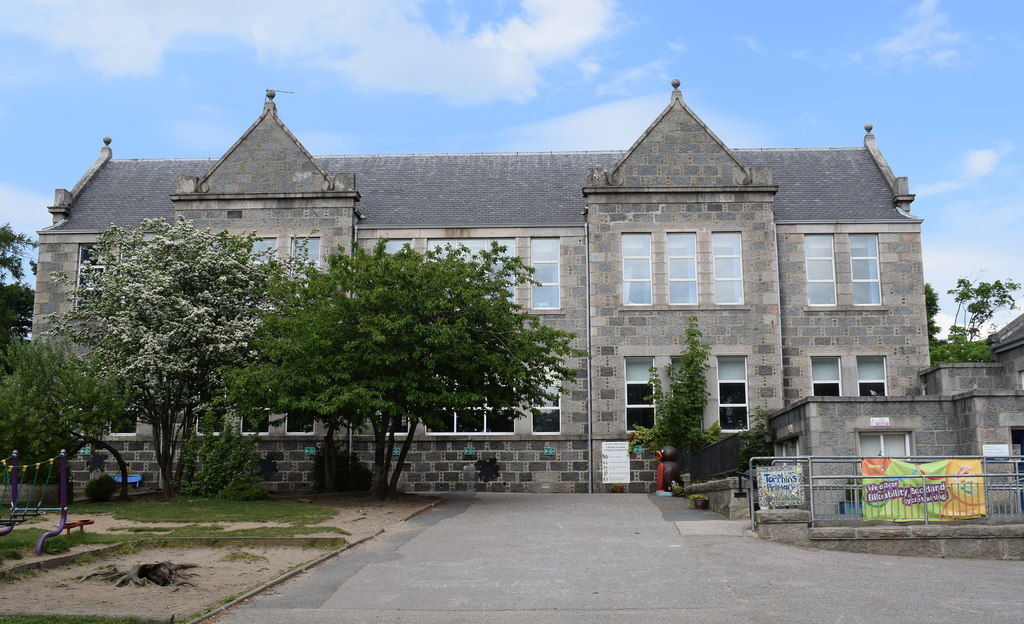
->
[64,519,94,535]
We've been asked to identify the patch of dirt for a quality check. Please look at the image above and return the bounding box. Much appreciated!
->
[0,492,437,621]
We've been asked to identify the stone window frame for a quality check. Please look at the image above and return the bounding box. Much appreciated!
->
[530,238,561,310]
[810,356,842,396]
[666,232,698,305]
[856,356,887,396]
[717,355,748,431]
[712,232,744,305]
[624,356,655,431]
[850,234,881,305]
[425,407,515,435]
[621,233,653,306]
[804,234,837,306]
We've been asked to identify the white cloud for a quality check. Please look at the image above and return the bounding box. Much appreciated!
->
[0,182,51,239]
[1,0,616,105]
[874,0,962,68]
[734,35,765,55]
[915,144,1012,196]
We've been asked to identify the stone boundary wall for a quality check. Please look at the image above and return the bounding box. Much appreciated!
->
[685,476,751,519]
[755,509,1024,560]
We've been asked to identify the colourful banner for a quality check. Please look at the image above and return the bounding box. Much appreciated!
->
[859,458,985,521]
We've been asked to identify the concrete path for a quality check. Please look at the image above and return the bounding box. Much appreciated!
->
[210,493,1024,623]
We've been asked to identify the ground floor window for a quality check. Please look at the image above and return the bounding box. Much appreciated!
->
[625,357,654,431]
[241,415,270,435]
[717,355,748,430]
[285,416,314,435]
[429,409,514,434]
[858,432,909,457]
[533,382,560,434]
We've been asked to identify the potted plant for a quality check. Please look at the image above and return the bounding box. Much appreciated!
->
[610,483,625,493]
[688,493,709,509]
[671,481,684,497]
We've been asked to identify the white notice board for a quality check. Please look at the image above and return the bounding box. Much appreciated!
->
[601,441,631,483]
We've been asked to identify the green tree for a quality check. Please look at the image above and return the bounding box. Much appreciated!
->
[227,241,581,500]
[924,283,941,344]
[49,217,279,498]
[949,276,1021,340]
[0,340,133,499]
[0,224,36,347]
[640,316,712,451]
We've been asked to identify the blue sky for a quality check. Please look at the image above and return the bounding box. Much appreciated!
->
[1,0,1021,334]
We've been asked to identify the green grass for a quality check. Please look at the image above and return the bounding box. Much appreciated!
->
[0,497,345,567]
[71,497,337,524]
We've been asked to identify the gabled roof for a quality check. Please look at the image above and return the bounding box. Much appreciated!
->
[989,312,1024,354]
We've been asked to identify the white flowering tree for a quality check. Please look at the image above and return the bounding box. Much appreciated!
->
[50,217,278,498]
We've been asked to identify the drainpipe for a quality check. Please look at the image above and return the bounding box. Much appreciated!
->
[584,216,594,493]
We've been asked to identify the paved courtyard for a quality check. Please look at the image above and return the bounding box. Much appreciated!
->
[210,492,1024,623]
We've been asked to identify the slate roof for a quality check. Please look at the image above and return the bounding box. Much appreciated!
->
[48,146,916,232]
[989,312,1024,354]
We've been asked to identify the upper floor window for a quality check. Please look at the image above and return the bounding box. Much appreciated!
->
[804,235,836,305]
[77,244,105,287]
[427,238,513,255]
[712,233,743,304]
[857,356,887,396]
[625,357,654,430]
[667,233,698,305]
[291,237,320,265]
[717,355,748,430]
[383,239,412,254]
[850,234,881,305]
[429,408,514,434]
[811,357,841,396]
[531,238,560,310]
[252,237,277,261]
[622,234,652,305]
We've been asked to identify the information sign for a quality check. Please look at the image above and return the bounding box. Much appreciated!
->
[601,441,630,483]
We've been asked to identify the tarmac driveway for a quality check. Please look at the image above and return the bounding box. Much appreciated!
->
[211,492,1024,624]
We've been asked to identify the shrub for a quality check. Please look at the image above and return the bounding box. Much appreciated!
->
[314,448,373,492]
[216,482,269,501]
[85,474,118,502]
[177,412,263,498]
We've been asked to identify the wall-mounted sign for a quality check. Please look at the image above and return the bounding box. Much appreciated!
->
[757,465,804,508]
[982,444,1010,457]
[543,447,556,456]
[632,446,645,454]
[601,441,630,483]
[392,447,401,456]
[463,447,477,456]
[303,447,316,456]
[79,447,91,455]
[870,417,890,427]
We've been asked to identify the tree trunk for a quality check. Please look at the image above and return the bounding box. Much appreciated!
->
[85,438,132,501]
[387,421,417,500]
[322,422,338,493]
[370,423,388,501]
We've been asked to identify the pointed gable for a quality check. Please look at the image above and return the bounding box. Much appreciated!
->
[602,80,753,188]
[197,90,333,195]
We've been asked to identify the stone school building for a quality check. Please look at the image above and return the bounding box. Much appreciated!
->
[33,81,933,492]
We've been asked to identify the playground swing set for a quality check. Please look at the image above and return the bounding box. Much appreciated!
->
[1,449,88,556]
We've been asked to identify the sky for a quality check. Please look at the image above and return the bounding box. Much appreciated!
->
[0,0,1021,335]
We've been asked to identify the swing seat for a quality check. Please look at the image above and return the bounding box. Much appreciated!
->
[64,519,94,535]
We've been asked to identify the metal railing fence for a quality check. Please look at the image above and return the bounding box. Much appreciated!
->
[747,456,1024,530]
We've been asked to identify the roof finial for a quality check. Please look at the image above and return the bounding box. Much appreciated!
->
[103,136,112,146]
[670,78,683,105]
[266,89,276,101]
[864,123,873,135]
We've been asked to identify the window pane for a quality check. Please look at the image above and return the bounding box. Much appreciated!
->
[850,234,877,257]
[291,237,320,263]
[807,282,837,305]
[714,257,742,279]
[813,382,841,397]
[532,285,559,309]
[719,382,747,405]
[667,233,696,256]
[718,356,746,381]
[804,235,833,257]
[533,410,560,433]
[714,281,742,304]
[626,383,653,405]
[669,257,696,279]
[860,434,883,457]
[859,382,886,397]
[532,238,558,261]
[811,357,840,382]
[712,233,741,255]
[533,263,558,284]
[719,406,748,430]
[384,239,411,254]
[806,259,834,281]
[625,358,653,381]
[883,435,907,456]
[623,258,651,280]
[669,281,697,304]
[853,282,880,305]
[852,259,879,280]
[487,411,515,433]
[624,282,652,305]
[627,407,655,430]
[622,233,650,256]
[857,356,885,380]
